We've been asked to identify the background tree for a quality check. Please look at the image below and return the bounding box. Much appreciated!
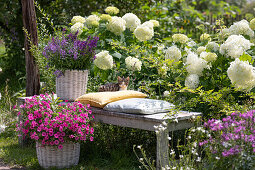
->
[21,0,40,96]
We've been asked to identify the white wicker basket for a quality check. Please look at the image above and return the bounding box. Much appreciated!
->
[36,142,80,169]
[56,70,89,101]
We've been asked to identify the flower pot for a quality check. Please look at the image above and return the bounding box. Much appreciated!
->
[56,70,89,101]
[36,142,80,169]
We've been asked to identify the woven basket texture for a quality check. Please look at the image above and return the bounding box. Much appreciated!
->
[36,142,80,169]
[56,70,89,101]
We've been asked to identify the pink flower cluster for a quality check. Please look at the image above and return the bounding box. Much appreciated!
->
[16,93,94,149]
[200,110,255,157]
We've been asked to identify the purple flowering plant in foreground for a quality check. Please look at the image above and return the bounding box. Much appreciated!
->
[16,94,94,149]
[200,110,255,168]
[42,32,98,76]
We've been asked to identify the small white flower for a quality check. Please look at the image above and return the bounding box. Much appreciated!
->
[139,158,144,161]
[187,136,191,139]
[170,149,175,155]
[154,125,158,129]
[137,145,142,149]
[215,156,220,160]
[172,167,176,170]
[162,121,167,126]
[168,136,172,140]
[179,155,184,158]
[163,91,170,97]
[196,157,201,162]
[155,130,159,134]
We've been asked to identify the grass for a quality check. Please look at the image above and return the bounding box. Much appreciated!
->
[0,42,5,55]
[0,125,142,170]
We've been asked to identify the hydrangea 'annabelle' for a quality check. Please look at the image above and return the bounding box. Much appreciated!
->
[85,15,100,28]
[71,22,84,34]
[71,16,86,24]
[105,6,119,15]
[125,56,142,71]
[229,20,254,38]
[165,46,182,62]
[220,35,253,59]
[134,25,154,41]
[227,58,255,91]
[186,52,207,76]
[185,74,200,89]
[172,34,189,44]
[94,51,113,70]
[106,16,126,35]
[122,13,141,31]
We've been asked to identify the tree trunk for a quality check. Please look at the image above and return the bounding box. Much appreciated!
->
[21,0,40,96]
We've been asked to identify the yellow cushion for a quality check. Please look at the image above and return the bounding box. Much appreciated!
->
[75,90,147,108]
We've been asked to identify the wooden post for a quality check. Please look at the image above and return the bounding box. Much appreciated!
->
[156,129,169,170]
[21,0,40,96]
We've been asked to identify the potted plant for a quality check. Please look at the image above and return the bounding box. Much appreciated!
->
[17,93,94,169]
[42,32,98,101]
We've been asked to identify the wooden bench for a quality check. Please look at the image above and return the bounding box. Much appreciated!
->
[18,97,202,169]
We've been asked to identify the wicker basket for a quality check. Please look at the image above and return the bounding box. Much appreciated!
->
[56,70,89,101]
[36,142,80,169]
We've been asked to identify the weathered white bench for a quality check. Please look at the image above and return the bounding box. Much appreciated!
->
[18,97,202,169]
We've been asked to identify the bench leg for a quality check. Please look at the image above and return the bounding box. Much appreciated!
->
[156,129,169,170]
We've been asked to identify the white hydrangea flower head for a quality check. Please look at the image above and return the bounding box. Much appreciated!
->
[185,74,199,89]
[187,40,196,47]
[165,46,182,62]
[71,16,86,24]
[70,22,84,34]
[250,18,255,30]
[149,20,159,27]
[106,16,126,35]
[206,42,219,52]
[141,21,154,30]
[196,46,206,55]
[200,33,211,41]
[200,52,217,62]
[227,58,255,91]
[122,13,141,31]
[105,6,119,15]
[220,35,253,59]
[186,52,208,76]
[134,25,154,41]
[85,15,100,28]
[94,51,114,70]
[172,34,189,44]
[125,56,142,71]
[100,14,112,22]
[229,20,254,37]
